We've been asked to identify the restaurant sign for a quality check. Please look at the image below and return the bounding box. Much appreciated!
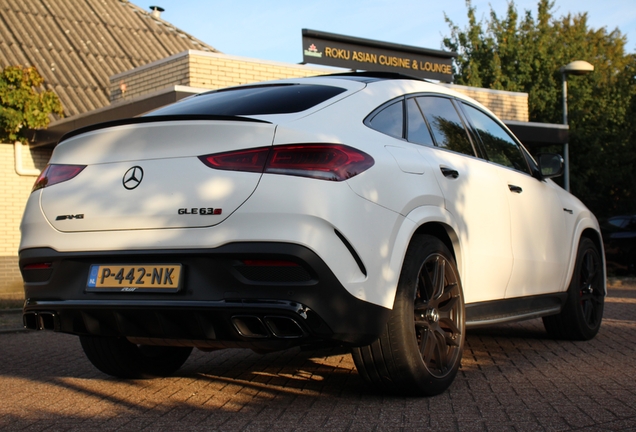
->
[302,29,456,83]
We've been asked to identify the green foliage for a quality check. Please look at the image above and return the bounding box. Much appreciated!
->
[444,0,636,217]
[0,65,63,143]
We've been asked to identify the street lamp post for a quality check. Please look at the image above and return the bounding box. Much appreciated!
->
[561,60,594,192]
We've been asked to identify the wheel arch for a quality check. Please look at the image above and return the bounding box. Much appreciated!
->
[564,222,607,295]
[582,228,603,259]
[398,206,464,283]
[581,227,607,295]
[383,207,463,311]
[412,222,459,267]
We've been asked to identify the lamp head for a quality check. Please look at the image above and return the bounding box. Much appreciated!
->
[562,60,594,75]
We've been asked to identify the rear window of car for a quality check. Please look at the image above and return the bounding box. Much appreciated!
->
[367,100,404,139]
[146,84,346,116]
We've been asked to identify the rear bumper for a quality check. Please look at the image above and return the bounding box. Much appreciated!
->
[19,243,390,348]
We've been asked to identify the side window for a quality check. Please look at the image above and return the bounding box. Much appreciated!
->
[406,98,435,146]
[415,97,475,156]
[462,103,530,174]
[367,100,404,139]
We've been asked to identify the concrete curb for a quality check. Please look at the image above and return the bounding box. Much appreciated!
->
[0,328,27,334]
[0,308,27,334]
[0,308,23,314]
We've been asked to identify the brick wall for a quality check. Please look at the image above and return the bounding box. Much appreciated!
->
[0,143,51,289]
[110,51,331,102]
[0,256,21,290]
[444,84,529,122]
[109,50,530,123]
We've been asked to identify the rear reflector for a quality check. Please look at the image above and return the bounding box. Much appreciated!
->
[23,262,52,270]
[199,144,374,181]
[32,164,86,192]
[241,260,300,267]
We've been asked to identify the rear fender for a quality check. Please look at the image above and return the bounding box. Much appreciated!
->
[382,206,462,309]
[564,214,607,295]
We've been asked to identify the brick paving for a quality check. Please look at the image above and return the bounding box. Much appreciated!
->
[0,285,634,431]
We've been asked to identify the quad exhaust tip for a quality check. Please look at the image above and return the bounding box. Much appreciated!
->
[23,312,57,331]
[231,315,306,339]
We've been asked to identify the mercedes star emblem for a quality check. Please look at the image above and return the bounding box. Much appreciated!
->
[123,166,144,190]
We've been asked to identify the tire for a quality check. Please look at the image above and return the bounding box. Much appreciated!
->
[80,336,192,379]
[543,237,604,340]
[352,234,465,396]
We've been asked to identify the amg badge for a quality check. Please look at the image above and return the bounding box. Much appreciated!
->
[56,214,84,221]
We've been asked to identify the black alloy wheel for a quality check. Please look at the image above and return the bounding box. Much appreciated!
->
[352,235,465,396]
[543,237,604,340]
[414,252,464,379]
[578,244,604,330]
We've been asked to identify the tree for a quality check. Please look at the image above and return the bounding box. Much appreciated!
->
[443,0,636,217]
[0,65,63,143]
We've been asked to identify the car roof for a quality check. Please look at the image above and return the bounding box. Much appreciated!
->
[316,71,429,83]
[58,72,490,145]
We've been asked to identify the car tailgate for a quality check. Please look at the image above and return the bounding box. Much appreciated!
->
[40,119,275,232]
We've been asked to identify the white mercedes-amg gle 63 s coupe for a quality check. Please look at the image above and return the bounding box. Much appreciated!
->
[20,73,605,396]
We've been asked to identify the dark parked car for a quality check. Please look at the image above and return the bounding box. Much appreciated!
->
[602,215,636,275]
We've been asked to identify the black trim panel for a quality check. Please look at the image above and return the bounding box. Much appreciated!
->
[466,293,567,329]
[334,229,367,276]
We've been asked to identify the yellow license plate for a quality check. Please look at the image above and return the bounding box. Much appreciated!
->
[86,264,182,292]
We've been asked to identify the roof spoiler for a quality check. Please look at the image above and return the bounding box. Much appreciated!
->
[58,115,271,145]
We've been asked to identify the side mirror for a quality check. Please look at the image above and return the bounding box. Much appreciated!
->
[537,153,564,179]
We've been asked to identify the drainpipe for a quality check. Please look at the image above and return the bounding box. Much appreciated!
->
[14,141,41,176]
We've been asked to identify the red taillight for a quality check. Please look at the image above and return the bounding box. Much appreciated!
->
[32,164,86,192]
[267,144,374,181]
[199,148,270,173]
[199,144,374,181]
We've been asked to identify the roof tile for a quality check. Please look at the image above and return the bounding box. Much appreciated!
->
[0,0,218,117]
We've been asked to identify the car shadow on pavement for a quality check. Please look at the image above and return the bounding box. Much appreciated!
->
[2,285,636,431]
[180,345,377,397]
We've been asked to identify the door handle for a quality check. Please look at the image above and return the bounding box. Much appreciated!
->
[508,184,523,193]
[440,167,459,179]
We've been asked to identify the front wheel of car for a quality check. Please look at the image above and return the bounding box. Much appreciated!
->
[352,234,465,396]
[543,237,605,340]
[80,336,193,379]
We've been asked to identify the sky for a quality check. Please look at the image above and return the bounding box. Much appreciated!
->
[131,0,636,65]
